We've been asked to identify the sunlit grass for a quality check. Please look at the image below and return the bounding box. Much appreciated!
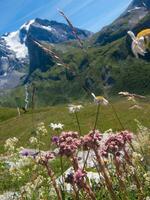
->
[0,99,149,154]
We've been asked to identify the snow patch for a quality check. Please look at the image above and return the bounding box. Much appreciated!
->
[20,19,35,31]
[128,6,142,13]
[2,31,28,59]
[41,25,53,32]
[36,24,55,32]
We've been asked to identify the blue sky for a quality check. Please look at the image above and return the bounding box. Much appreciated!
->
[0,0,132,35]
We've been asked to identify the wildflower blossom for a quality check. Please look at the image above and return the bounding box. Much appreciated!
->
[91,93,109,105]
[55,131,81,156]
[144,172,150,186]
[127,30,150,58]
[101,131,133,158]
[68,104,83,113]
[129,184,137,191]
[49,123,64,130]
[36,122,47,136]
[36,151,55,164]
[4,137,18,151]
[29,137,38,144]
[74,168,87,187]
[52,136,59,144]
[9,157,33,175]
[81,130,102,149]
[127,31,146,58]
[20,148,39,157]
[119,130,133,144]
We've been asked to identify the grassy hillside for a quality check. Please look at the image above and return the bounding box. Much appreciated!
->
[0,99,150,154]
[0,14,150,107]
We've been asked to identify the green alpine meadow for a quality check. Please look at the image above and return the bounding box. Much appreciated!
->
[0,0,150,199]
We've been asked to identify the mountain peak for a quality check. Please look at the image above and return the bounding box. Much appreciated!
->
[0,17,92,86]
[128,0,150,9]
[20,19,35,32]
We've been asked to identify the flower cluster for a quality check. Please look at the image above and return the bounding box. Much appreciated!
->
[144,171,150,186]
[102,131,133,157]
[36,122,47,136]
[29,137,38,145]
[74,168,87,187]
[65,168,87,188]
[20,175,45,199]
[36,151,55,164]
[4,137,18,151]
[119,131,133,144]
[9,156,32,175]
[54,131,81,156]
[81,130,102,149]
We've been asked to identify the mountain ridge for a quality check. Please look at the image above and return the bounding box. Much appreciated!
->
[0,19,92,89]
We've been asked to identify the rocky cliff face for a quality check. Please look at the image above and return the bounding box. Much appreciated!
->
[0,18,92,89]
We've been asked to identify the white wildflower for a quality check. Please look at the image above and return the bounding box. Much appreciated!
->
[91,93,109,105]
[29,136,38,144]
[36,122,47,136]
[49,123,64,130]
[68,104,83,113]
[127,30,148,58]
[4,137,18,151]
[129,184,137,191]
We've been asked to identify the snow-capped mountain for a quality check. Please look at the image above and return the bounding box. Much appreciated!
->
[0,18,92,89]
[127,0,150,10]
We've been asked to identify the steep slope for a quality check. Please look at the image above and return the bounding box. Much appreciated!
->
[93,0,150,45]
[0,0,150,107]
[0,19,92,89]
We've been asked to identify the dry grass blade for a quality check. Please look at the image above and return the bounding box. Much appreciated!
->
[32,39,70,69]
[58,9,84,48]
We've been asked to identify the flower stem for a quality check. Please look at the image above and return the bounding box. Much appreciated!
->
[45,163,63,200]
[110,102,124,130]
[113,156,129,200]
[83,103,100,170]
[75,111,81,135]
[94,149,117,200]
[93,103,100,130]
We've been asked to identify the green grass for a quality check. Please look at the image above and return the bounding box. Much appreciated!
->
[0,99,150,154]
[0,99,150,193]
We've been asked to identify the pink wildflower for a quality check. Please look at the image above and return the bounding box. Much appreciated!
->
[102,134,124,156]
[102,131,133,157]
[119,130,133,144]
[55,131,81,157]
[74,168,87,187]
[81,130,102,149]
[39,151,55,164]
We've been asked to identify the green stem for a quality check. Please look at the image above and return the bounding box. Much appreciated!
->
[60,156,65,192]
[110,102,124,130]
[75,111,81,135]
[83,103,100,170]
[93,103,100,130]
